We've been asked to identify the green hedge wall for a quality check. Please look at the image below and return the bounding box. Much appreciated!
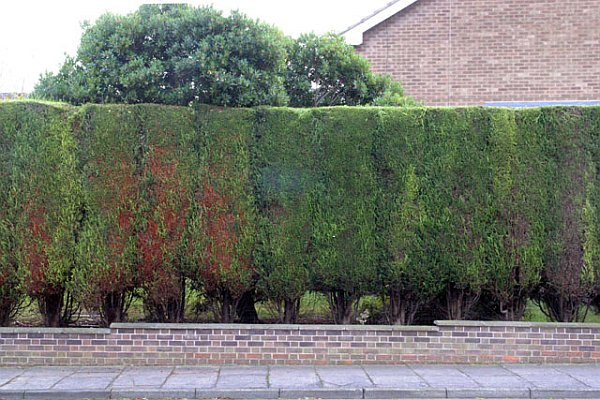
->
[1,102,600,326]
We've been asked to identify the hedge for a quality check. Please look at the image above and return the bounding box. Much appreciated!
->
[1,101,599,326]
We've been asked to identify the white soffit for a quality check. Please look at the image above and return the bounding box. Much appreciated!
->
[340,0,420,45]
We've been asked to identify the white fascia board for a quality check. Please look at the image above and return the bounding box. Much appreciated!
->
[341,0,420,45]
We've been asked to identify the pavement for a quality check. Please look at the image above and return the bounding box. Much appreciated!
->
[1,364,600,399]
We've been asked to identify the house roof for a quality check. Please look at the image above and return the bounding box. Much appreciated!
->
[340,0,420,45]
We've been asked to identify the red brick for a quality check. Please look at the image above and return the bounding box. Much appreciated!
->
[355,0,600,105]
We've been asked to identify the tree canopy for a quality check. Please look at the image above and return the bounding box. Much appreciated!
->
[32,4,414,107]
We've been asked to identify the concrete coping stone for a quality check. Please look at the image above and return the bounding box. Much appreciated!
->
[0,327,111,334]
[4,320,600,333]
[110,322,439,331]
[435,320,600,329]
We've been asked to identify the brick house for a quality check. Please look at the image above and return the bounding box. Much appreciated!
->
[342,0,600,106]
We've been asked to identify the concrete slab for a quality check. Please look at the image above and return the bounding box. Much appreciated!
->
[110,367,173,388]
[280,388,363,399]
[363,365,428,387]
[195,388,279,399]
[269,366,320,389]
[52,372,119,390]
[110,388,195,399]
[554,365,600,388]
[410,365,480,388]
[458,367,529,388]
[0,390,24,400]
[316,366,373,388]
[2,376,66,391]
[363,387,447,398]
[23,390,110,400]
[0,369,23,387]
[458,365,521,377]
[20,368,78,376]
[216,367,268,389]
[1,363,600,399]
[446,388,531,398]
[531,388,600,399]
[163,367,218,389]
[75,367,122,373]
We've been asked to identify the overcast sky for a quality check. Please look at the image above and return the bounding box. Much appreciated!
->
[0,0,389,93]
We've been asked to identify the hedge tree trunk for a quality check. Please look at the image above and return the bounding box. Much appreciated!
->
[283,298,301,324]
[236,290,259,323]
[39,291,65,328]
[389,289,422,325]
[101,292,129,326]
[444,287,480,321]
[219,289,236,324]
[328,290,357,325]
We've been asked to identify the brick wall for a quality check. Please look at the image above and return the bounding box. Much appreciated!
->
[355,0,600,106]
[1,321,600,366]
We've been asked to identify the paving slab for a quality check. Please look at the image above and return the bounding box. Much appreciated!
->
[317,366,373,388]
[363,387,447,398]
[269,366,320,388]
[23,389,110,400]
[110,388,195,399]
[458,366,529,388]
[0,369,23,387]
[52,372,119,390]
[410,365,480,388]
[531,388,600,399]
[0,364,599,399]
[110,366,173,388]
[280,388,363,399]
[163,367,219,389]
[554,365,600,388]
[363,365,428,388]
[195,388,279,399]
[446,387,531,398]
[0,390,25,400]
[2,375,67,391]
[216,366,268,389]
[504,364,590,389]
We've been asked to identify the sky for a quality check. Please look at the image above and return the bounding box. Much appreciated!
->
[0,0,390,93]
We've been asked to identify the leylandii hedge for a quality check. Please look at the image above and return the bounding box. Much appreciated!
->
[0,102,599,326]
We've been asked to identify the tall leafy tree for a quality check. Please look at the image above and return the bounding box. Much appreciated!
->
[32,5,414,108]
[285,33,410,107]
[33,4,289,107]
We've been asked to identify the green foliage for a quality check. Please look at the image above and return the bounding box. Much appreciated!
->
[189,105,258,322]
[73,104,197,324]
[33,56,91,106]
[72,105,140,326]
[285,33,409,107]
[32,5,414,108]
[2,102,600,325]
[374,108,443,324]
[0,103,81,327]
[534,108,600,322]
[0,104,25,326]
[483,109,547,320]
[33,5,289,107]
[252,108,315,323]
[309,108,379,324]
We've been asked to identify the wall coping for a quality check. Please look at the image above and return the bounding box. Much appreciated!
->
[435,320,600,329]
[110,322,439,331]
[2,321,599,333]
[0,327,111,334]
